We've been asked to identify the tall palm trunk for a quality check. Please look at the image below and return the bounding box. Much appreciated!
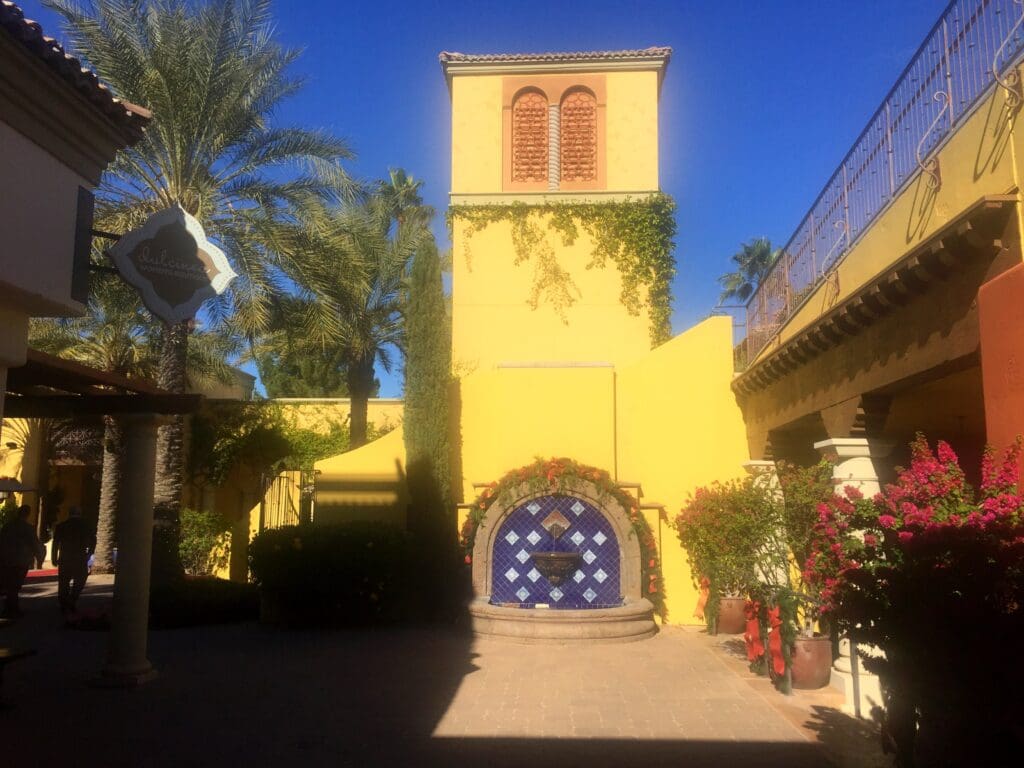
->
[151,320,189,583]
[92,415,123,573]
[346,356,375,449]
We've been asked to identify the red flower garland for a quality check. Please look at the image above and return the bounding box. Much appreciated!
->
[461,457,666,618]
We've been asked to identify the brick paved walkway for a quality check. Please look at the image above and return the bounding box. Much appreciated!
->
[0,580,836,767]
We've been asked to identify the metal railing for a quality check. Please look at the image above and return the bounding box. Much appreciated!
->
[745,0,1024,359]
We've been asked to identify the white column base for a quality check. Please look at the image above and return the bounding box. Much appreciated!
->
[830,666,884,717]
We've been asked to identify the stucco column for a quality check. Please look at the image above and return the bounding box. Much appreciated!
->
[95,413,159,687]
[813,437,894,497]
[813,437,892,716]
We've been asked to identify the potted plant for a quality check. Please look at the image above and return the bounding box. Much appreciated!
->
[676,475,784,634]
[777,459,836,689]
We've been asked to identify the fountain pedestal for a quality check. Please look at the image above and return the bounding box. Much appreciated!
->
[469,597,658,643]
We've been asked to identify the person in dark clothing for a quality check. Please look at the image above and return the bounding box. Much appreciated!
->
[0,505,45,618]
[52,506,95,615]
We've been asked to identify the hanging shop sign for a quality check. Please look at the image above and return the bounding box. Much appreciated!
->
[107,205,237,323]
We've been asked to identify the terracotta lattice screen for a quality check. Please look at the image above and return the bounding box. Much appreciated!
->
[511,90,549,183]
[560,89,597,183]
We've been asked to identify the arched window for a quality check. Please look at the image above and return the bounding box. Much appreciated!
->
[511,89,549,184]
[560,89,598,184]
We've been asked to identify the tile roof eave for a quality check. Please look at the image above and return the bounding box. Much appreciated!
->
[439,47,672,66]
[0,1,150,144]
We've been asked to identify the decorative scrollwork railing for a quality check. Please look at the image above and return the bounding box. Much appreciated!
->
[745,0,1024,361]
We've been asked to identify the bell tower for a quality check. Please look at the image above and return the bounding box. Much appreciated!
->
[441,48,672,373]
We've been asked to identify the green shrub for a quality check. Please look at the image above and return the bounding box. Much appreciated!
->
[179,508,230,576]
[0,496,18,527]
[149,577,258,628]
[249,522,422,626]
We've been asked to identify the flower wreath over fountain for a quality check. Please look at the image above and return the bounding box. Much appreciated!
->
[461,457,666,618]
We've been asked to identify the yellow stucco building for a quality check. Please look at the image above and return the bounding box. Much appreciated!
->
[317,48,750,625]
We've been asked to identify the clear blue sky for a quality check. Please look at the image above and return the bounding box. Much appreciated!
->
[20,0,946,396]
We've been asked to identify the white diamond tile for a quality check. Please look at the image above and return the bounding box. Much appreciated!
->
[527,568,541,582]
[504,567,519,582]
[594,568,608,584]
[570,501,585,516]
[570,531,585,546]
[593,531,607,546]
[583,549,597,565]
[504,530,519,545]
[549,587,564,602]
[516,587,530,602]
[573,570,585,584]
[527,502,542,515]
[583,588,597,603]
[526,530,542,545]
[516,549,530,564]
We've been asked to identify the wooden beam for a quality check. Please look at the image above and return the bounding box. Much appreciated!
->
[2,394,202,418]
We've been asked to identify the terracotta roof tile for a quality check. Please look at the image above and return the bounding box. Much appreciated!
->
[0,0,149,143]
[439,47,671,65]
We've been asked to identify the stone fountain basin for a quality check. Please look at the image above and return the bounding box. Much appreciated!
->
[529,551,582,586]
[470,598,657,643]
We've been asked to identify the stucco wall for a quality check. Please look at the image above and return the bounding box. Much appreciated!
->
[616,316,750,623]
[457,365,618,503]
[0,121,88,319]
[450,217,652,372]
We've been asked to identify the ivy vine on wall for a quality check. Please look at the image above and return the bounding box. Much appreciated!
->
[447,194,677,346]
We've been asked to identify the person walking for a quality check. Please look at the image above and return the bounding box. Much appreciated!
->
[52,506,95,615]
[0,505,45,618]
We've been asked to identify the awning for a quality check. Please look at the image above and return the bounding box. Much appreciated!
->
[4,348,201,418]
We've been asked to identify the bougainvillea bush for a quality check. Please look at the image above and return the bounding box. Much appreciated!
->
[805,436,1024,767]
[675,476,789,633]
[461,457,666,618]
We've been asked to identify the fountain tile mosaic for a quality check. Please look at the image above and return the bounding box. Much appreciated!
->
[490,494,621,609]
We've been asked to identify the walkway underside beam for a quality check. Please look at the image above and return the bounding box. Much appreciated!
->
[734,195,1016,396]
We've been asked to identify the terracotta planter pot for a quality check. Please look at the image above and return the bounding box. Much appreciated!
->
[716,597,747,634]
[791,635,832,689]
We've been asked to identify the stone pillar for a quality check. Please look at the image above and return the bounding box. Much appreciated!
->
[813,436,892,716]
[812,437,894,497]
[95,413,159,687]
[547,103,560,191]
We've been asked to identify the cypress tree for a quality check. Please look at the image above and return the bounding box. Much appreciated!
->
[403,238,454,600]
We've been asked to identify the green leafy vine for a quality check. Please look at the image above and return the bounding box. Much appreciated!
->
[447,194,677,346]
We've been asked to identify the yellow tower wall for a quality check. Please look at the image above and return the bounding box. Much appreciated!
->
[449,70,660,195]
[450,217,652,372]
[457,365,617,501]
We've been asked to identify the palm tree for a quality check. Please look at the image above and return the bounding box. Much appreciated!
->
[260,179,430,448]
[717,237,780,304]
[46,0,355,579]
[29,275,234,573]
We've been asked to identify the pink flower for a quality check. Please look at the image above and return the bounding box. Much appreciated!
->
[879,515,897,529]
[898,531,913,543]
[864,534,878,547]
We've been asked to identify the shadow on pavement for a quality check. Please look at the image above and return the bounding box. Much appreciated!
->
[1,581,835,768]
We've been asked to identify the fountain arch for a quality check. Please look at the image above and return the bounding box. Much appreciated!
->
[469,477,657,642]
